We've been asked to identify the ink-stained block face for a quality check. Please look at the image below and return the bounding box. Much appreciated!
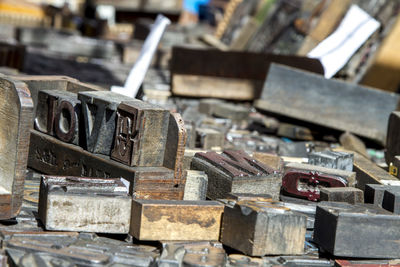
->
[0,78,33,219]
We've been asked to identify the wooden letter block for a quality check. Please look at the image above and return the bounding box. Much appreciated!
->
[0,78,33,219]
[39,176,131,233]
[34,90,80,144]
[191,150,282,200]
[183,170,208,201]
[314,202,400,258]
[319,187,364,204]
[196,128,225,150]
[111,100,170,167]
[220,200,307,256]
[130,199,224,241]
[78,91,130,155]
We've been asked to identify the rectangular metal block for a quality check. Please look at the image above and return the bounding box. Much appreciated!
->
[28,130,184,200]
[34,90,80,144]
[191,150,282,200]
[308,151,354,171]
[130,199,224,241]
[38,176,131,233]
[314,202,400,258]
[184,170,208,201]
[319,187,364,204]
[255,64,400,145]
[111,100,170,167]
[382,188,400,214]
[78,91,131,155]
[0,78,33,219]
[364,184,399,206]
[220,200,307,256]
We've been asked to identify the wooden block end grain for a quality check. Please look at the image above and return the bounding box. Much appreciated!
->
[130,199,224,241]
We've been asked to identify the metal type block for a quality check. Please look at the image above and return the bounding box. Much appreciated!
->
[308,151,353,171]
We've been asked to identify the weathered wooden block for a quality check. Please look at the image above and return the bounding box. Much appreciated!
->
[308,151,353,171]
[339,132,369,158]
[319,187,364,204]
[382,188,400,214]
[183,170,208,201]
[255,64,400,145]
[212,102,250,121]
[277,123,313,141]
[191,150,282,200]
[163,113,187,184]
[220,200,307,256]
[226,193,272,202]
[78,91,131,155]
[130,199,224,241]
[0,77,33,219]
[282,163,356,201]
[28,130,184,200]
[252,152,284,172]
[110,100,170,167]
[38,176,131,233]
[34,90,80,144]
[314,202,400,258]
[386,111,400,165]
[196,128,225,149]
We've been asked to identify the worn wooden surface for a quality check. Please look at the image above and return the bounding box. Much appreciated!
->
[221,200,306,256]
[0,77,33,219]
[183,170,208,201]
[255,64,400,145]
[195,128,224,150]
[191,150,282,200]
[314,202,400,258]
[130,199,224,241]
[39,176,131,233]
[319,187,364,204]
[163,113,187,184]
[28,130,184,200]
[111,100,169,167]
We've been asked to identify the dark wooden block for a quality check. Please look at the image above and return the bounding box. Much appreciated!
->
[191,150,282,200]
[314,202,400,258]
[130,199,224,241]
[0,77,33,219]
[319,187,364,204]
[28,130,184,200]
[277,123,313,141]
[34,90,80,144]
[221,200,306,256]
[38,176,131,233]
[255,64,400,145]
[110,100,170,167]
[78,91,130,155]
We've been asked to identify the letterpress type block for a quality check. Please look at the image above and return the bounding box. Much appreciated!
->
[314,202,400,258]
[196,128,225,150]
[382,187,400,214]
[39,176,131,233]
[191,150,282,200]
[130,199,224,241]
[220,200,307,256]
[78,91,130,155]
[364,184,400,206]
[319,187,364,204]
[308,151,353,171]
[111,100,170,167]
[0,78,33,219]
[184,170,208,201]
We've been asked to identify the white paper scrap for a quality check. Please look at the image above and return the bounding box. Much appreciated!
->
[308,5,380,79]
[111,14,171,97]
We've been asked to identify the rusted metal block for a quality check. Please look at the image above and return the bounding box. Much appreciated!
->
[163,113,187,184]
[220,200,307,256]
[28,130,184,200]
[319,187,364,204]
[255,64,400,145]
[314,202,400,258]
[34,90,80,144]
[277,123,313,141]
[4,232,159,266]
[130,199,224,241]
[111,100,170,167]
[38,176,131,233]
[196,127,225,150]
[282,163,356,201]
[78,91,131,155]
[0,78,33,219]
[191,150,282,200]
[308,151,353,171]
[184,170,208,201]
